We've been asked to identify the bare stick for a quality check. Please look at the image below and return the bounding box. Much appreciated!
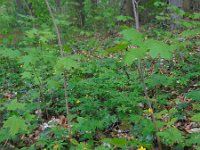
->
[44,0,71,137]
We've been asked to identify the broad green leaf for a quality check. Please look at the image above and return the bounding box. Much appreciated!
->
[186,89,200,101]
[121,28,144,46]
[177,20,194,28]
[157,127,183,145]
[0,128,9,142]
[63,45,72,52]
[147,74,171,87]
[145,39,172,59]
[54,56,79,73]
[24,113,35,122]
[181,28,200,38]
[20,54,38,67]
[116,15,133,22]
[101,138,128,147]
[106,43,128,53]
[186,133,200,145]
[167,118,178,126]
[196,40,200,46]
[70,138,79,145]
[26,28,38,39]
[191,113,200,122]
[124,48,147,65]
[74,117,103,133]
[0,48,21,59]
[47,79,60,90]
[5,99,25,111]
[192,13,200,19]
[21,71,32,79]
[3,115,27,136]
[155,110,168,119]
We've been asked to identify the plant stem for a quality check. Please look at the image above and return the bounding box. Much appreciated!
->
[44,0,71,138]
[132,1,162,148]
[137,60,162,150]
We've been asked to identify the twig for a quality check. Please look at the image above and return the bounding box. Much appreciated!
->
[123,66,130,80]
[3,139,8,149]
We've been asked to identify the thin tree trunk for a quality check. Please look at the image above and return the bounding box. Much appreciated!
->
[137,61,162,150]
[169,0,183,30]
[132,1,162,149]
[24,0,34,16]
[44,0,72,138]
[78,0,85,27]
[55,0,62,14]
[91,0,98,6]
[16,0,23,14]
[131,0,139,30]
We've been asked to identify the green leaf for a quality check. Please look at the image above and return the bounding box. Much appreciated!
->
[177,20,194,28]
[0,128,9,142]
[21,71,32,79]
[106,43,128,53]
[186,89,200,101]
[157,127,183,145]
[5,99,25,111]
[121,28,144,46]
[47,79,60,90]
[0,48,21,59]
[70,138,79,145]
[124,48,147,65]
[3,115,27,136]
[20,53,38,67]
[63,45,72,52]
[54,56,79,73]
[186,133,200,145]
[116,15,133,22]
[145,39,172,59]
[167,118,178,127]
[101,138,128,147]
[196,40,200,46]
[181,28,200,38]
[191,113,200,122]
[147,74,168,87]
[192,13,200,19]
[26,28,38,39]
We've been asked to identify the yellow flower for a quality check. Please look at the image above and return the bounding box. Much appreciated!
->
[148,108,153,114]
[43,149,47,150]
[53,144,59,149]
[76,100,81,104]
[137,146,146,150]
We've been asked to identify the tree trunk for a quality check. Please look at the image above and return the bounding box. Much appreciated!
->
[131,0,139,30]
[122,0,134,17]
[183,0,190,11]
[77,0,85,27]
[169,0,183,8]
[169,0,183,30]
[55,0,62,14]
[91,0,98,6]
[191,0,200,11]
[16,0,23,13]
